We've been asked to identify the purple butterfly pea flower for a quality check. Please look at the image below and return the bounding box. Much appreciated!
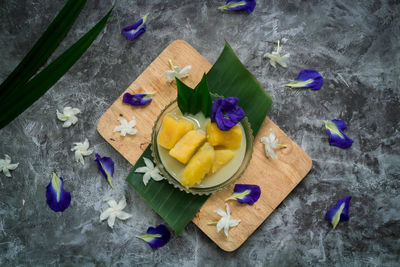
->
[136,224,171,249]
[46,172,71,212]
[225,184,261,205]
[285,69,323,90]
[326,196,352,229]
[218,0,256,13]
[323,119,354,149]
[211,97,245,131]
[123,92,154,106]
[95,153,114,188]
[121,13,149,41]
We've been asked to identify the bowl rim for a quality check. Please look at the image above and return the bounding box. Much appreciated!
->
[151,96,254,195]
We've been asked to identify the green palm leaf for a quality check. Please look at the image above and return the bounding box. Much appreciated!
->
[126,42,273,234]
[0,0,86,101]
[0,4,114,129]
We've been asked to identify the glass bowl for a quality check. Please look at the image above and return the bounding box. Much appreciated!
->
[151,98,254,195]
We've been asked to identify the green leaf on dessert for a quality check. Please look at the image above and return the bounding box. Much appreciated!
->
[207,42,273,135]
[127,41,273,234]
[0,2,115,129]
[176,73,212,117]
[126,146,208,234]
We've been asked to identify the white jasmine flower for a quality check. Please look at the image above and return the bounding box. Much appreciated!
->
[56,107,81,128]
[260,128,287,159]
[0,154,19,177]
[263,40,290,68]
[209,203,241,237]
[100,197,132,229]
[135,157,164,186]
[162,59,192,83]
[113,116,138,137]
[71,138,93,165]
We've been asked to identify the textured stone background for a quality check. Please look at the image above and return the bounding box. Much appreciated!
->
[0,0,399,266]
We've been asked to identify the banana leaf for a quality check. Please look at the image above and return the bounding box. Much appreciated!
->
[0,3,114,129]
[126,42,273,234]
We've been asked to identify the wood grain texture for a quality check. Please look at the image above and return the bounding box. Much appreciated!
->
[97,40,312,252]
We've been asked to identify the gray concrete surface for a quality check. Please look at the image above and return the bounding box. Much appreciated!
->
[0,0,399,265]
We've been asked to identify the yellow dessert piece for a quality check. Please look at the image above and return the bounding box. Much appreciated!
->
[158,114,195,150]
[210,149,235,174]
[181,142,215,187]
[169,130,206,164]
[206,121,242,150]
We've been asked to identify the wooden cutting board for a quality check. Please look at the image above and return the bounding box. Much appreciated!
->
[97,40,312,251]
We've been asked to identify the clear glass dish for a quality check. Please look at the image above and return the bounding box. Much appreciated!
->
[151,98,254,195]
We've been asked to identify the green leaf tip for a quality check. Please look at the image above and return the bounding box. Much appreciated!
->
[176,73,212,117]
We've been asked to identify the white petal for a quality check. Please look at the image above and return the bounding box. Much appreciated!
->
[83,139,90,149]
[63,120,72,128]
[100,208,113,221]
[214,208,226,217]
[151,172,164,181]
[81,149,93,156]
[116,197,127,210]
[113,125,122,132]
[135,167,149,173]
[107,214,116,229]
[229,219,241,227]
[128,117,136,127]
[107,199,118,208]
[120,128,127,137]
[162,71,177,83]
[7,163,19,170]
[260,136,268,144]
[118,118,128,126]
[75,151,84,164]
[225,203,230,215]
[143,157,154,169]
[63,107,72,113]
[217,217,227,234]
[224,222,230,237]
[179,65,192,76]
[3,168,11,177]
[125,128,137,135]
[143,172,151,186]
[56,110,66,121]
[4,155,11,164]
[71,108,81,114]
[70,115,78,125]
[116,211,132,220]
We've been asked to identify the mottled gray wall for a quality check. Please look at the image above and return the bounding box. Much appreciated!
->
[0,0,399,266]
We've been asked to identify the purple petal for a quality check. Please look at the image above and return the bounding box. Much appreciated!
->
[332,119,347,131]
[123,93,153,106]
[121,14,148,41]
[326,196,352,223]
[295,69,323,90]
[46,173,71,212]
[324,119,354,149]
[122,18,143,32]
[211,97,245,131]
[224,0,256,13]
[145,224,171,249]
[122,24,146,40]
[95,153,114,188]
[232,184,261,205]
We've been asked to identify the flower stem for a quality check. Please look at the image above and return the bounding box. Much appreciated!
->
[168,59,174,70]
[277,40,280,54]
[278,144,287,148]
[207,221,218,225]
